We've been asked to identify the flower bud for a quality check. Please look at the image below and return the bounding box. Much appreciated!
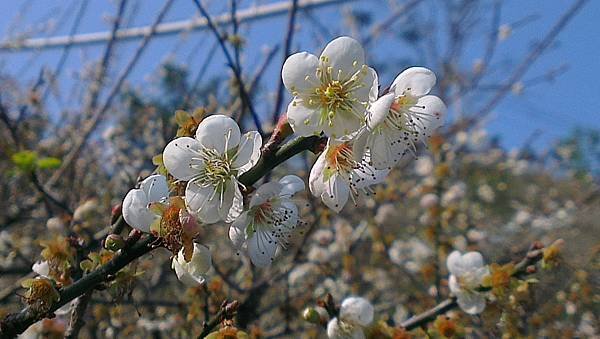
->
[302,307,321,324]
[104,234,125,251]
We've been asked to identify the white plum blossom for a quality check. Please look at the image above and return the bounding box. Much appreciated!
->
[229,175,305,267]
[310,138,388,212]
[446,250,490,315]
[171,243,212,286]
[162,115,261,224]
[357,67,446,169]
[282,36,378,138]
[327,297,374,339]
[122,174,170,232]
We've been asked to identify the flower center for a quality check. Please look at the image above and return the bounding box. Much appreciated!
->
[318,80,348,110]
[326,142,355,174]
[195,148,234,188]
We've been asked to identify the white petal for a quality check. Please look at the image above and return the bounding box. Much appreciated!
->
[340,297,374,326]
[461,251,485,270]
[448,274,460,294]
[366,93,395,129]
[250,182,283,207]
[186,243,212,276]
[233,131,262,173]
[225,181,243,223]
[172,257,205,286]
[321,173,350,212]
[185,182,220,224]
[392,67,436,97]
[32,261,50,278]
[139,174,169,203]
[351,128,369,163]
[326,107,364,139]
[411,95,446,135]
[456,292,486,315]
[309,152,328,199]
[247,231,278,267]
[365,130,406,170]
[282,52,319,94]
[195,115,241,154]
[287,100,321,137]
[446,251,464,276]
[279,200,300,227]
[230,212,249,249]
[320,36,365,80]
[352,160,389,190]
[327,318,365,339]
[354,67,379,104]
[279,175,305,196]
[163,137,203,181]
[122,188,155,232]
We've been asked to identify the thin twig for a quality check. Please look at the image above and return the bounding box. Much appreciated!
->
[198,300,239,338]
[46,0,175,188]
[271,0,299,125]
[191,0,264,135]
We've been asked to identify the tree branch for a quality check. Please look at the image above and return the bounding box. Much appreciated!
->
[399,241,549,330]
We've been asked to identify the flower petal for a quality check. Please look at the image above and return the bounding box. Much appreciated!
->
[230,211,249,249]
[122,188,155,232]
[282,52,319,94]
[327,318,365,339]
[320,36,365,80]
[195,115,241,154]
[461,251,484,270]
[232,131,262,173]
[279,175,305,196]
[354,66,379,104]
[446,250,464,276]
[225,181,243,223]
[185,182,220,224]
[366,93,395,129]
[321,173,350,212]
[326,106,365,139]
[340,297,374,326]
[392,67,436,97]
[287,100,321,137]
[247,231,278,267]
[309,152,328,198]
[140,174,169,203]
[457,292,486,315]
[32,261,50,278]
[411,95,446,134]
[250,181,282,207]
[163,137,203,181]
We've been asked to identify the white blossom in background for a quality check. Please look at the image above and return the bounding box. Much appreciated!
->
[229,175,304,267]
[388,238,433,273]
[171,243,212,286]
[122,174,170,232]
[327,297,374,339]
[282,36,378,138]
[162,115,261,224]
[310,138,388,212]
[355,67,446,170]
[446,250,489,315]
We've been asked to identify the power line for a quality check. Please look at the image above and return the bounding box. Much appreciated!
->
[0,0,354,52]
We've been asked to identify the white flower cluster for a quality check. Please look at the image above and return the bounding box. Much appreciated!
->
[117,36,446,287]
[284,36,446,211]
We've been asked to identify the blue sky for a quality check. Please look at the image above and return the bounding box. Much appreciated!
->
[0,0,598,152]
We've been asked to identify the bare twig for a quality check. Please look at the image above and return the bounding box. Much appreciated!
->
[191,0,264,135]
[64,290,93,339]
[271,0,299,125]
[198,300,239,338]
[46,0,175,188]
[399,241,549,330]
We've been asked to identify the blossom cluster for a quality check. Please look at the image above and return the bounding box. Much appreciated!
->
[114,36,447,288]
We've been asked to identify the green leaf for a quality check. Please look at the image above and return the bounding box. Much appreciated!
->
[11,151,38,172]
[37,157,62,170]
